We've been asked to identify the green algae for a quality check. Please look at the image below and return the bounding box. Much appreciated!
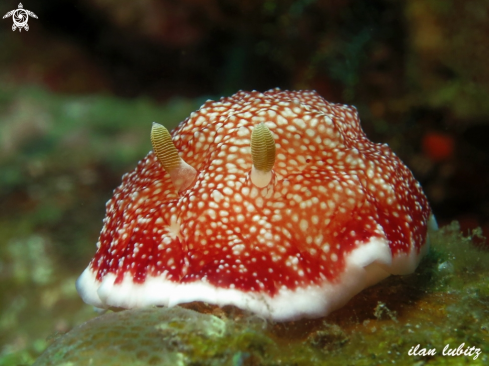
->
[33,307,273,366]
[31,223,489,366]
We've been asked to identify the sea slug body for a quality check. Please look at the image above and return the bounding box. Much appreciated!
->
[77,89,434,321]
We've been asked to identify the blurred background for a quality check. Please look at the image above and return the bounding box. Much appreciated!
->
[1,0,488,363]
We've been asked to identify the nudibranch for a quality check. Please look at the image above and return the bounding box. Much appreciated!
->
[77,89,435,321]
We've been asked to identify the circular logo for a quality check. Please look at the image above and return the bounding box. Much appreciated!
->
[12,9,28,28]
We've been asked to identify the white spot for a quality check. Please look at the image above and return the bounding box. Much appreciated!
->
[299,219,308,232]
[223,187,233,196]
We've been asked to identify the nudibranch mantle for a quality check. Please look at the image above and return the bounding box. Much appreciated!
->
[77,89,434,321]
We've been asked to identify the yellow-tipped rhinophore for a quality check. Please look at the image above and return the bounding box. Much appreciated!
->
[151,123,181,172]
[250,122,276,187]
[151,122,197,192]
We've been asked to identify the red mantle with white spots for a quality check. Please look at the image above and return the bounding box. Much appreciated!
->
[77,89,434,320]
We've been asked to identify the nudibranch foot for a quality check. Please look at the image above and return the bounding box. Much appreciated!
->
[77,89,433,321]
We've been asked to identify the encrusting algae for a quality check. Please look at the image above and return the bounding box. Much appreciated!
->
[34,222,489,366]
